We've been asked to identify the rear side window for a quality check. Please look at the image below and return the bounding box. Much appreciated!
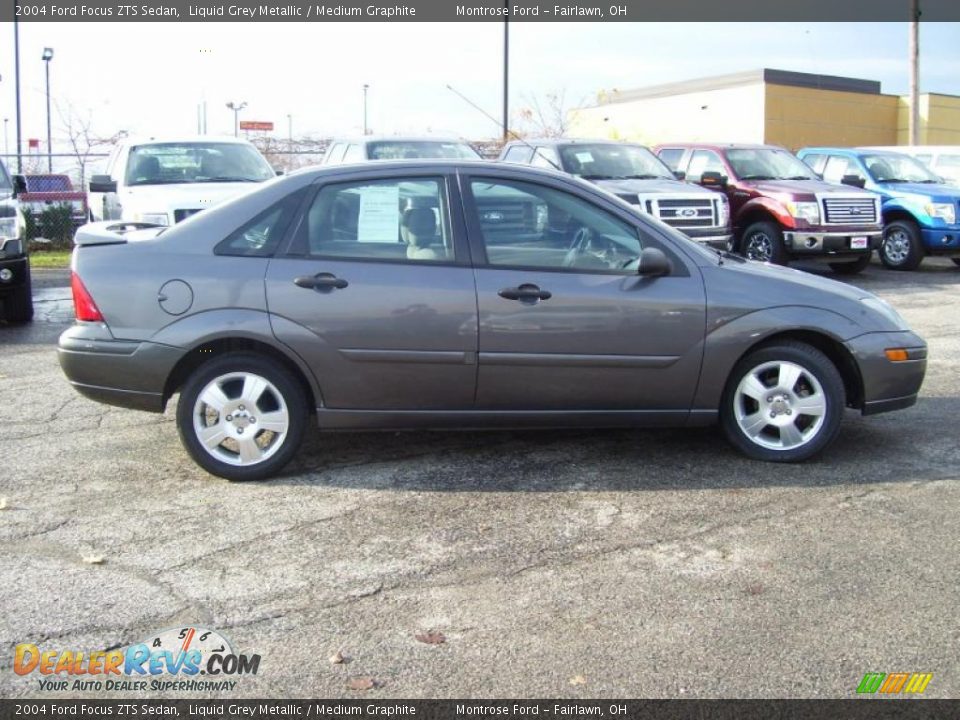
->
[503,145,533,164]
[343,144,364,162]
[657,148,685,171]
[324,144,345,164]
[215,189,305,257]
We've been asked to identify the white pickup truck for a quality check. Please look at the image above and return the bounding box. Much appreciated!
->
[88,136,277,226]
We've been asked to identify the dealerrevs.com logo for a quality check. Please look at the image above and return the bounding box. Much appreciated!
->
[14,626,260,692]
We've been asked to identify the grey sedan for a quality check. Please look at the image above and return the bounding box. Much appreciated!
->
[59,161,926,481]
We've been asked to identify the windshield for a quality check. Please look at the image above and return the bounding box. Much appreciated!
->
[726,148,818,181]
[124,142,274,186]
[558,144,674,180]
[366,141,480,160]
[0,160,11,191]
[862,153,941,184]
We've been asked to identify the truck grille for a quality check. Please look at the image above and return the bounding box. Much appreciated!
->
[647,198,716,228]
[821,197,878,225]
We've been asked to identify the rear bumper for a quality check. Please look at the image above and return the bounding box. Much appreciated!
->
[783,230,882,256]
[845,331,927,416]
[0,255,29,292]
[58,325,185,412]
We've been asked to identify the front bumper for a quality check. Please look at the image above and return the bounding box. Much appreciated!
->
[0,255,29,293]
[919,227,960,255]
[783,230,882,256]
[680,228,733,249]
[58,324,185,412]
[844,330,927,416]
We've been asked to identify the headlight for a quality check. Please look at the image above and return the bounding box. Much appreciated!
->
[716,196,729,226]
[0,216,18,240]
[924,203,956,224]
[785,201,820,224]
[138,212,169,226]
[861,296,909,331]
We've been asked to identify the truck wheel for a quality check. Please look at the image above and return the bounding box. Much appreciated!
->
[176,352,308,481]
[829,254,872,275]
[0,275,34,323]
[720,341,845,463]
[952,258,960,267]
[741,221,788,265]
[880,220,924,271]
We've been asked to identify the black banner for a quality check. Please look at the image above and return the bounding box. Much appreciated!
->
[4,0,960,22]
[1,700,959,720]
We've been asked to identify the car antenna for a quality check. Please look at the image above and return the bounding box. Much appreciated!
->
[445,84,563,171]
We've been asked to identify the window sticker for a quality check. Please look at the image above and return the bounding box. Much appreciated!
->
[574,152,594,163]
[357,185,400,242]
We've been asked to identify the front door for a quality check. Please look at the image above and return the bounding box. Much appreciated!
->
[266,172,477,410]
[461,174,706,412]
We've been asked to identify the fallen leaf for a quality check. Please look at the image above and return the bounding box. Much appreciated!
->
[329,650,345,664]
[745,583,764,596]
[83,555,105,565]
[415,631,446,645]
[346,677,376,691]
[569,675,587,686]
[0,498,8,510]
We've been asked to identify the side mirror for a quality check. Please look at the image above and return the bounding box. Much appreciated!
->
[673,170,686,181]
[841,174,866,189]
[638,247,671,277]
[700,171,728,189]
[274,168,284,176]
[12,175,27,197]
[89,175,117,193]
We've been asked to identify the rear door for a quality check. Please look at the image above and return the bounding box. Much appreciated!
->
[265,168,478,410]
[461,171,706,413]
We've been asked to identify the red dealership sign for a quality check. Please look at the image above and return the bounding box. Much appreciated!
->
[239,121,274,131]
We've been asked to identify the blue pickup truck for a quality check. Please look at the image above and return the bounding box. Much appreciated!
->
[797,147,960,271]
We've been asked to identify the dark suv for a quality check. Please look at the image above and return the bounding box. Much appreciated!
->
[0,160,32,323]
[656,143,883,274]
[501,139,731,248]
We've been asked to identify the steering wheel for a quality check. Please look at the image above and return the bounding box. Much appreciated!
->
[562,226,594,267]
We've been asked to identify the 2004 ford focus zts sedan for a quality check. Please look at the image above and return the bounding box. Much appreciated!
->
[59,161,926,481]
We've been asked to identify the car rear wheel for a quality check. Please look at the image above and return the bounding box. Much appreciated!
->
[880,220,924,271]
[741,221,788,265]
[0,275,34,323]
[720,342,845,462]
[829,253,872,275]
[176,352,308,481]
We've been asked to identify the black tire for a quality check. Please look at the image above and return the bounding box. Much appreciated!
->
[880,220,924,271]
[720,341,845,463]
[740,221,788,265]
[0,272,34,323]
[829,253,872,275]
[951,258,960,267]
[176,352,308,481]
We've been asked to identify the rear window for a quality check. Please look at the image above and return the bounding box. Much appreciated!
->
[367,141,480,160]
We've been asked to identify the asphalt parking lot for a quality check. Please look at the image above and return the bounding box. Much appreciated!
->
[1,260,959,699]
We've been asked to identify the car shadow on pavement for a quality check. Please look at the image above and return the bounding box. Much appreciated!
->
[275,396,959,492]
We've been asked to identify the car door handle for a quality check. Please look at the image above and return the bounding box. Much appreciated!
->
[293,273,349,291]
[498,284,552,302]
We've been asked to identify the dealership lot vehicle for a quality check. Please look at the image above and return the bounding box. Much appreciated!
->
[0,160,32,323]
[59,162,925,480]
[863,145,960,186]
[798,147,960,271]
[500,139,732,248]
[656,143,883,273]
[87,136,276,226]
[323,136,482,164]
[16,173,88,231]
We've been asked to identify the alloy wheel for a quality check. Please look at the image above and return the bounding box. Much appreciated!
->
[744,232,773,262]
[883,229,911,265]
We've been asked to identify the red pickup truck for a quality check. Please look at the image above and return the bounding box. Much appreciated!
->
[654,143,883,274]
[17,174,88,230]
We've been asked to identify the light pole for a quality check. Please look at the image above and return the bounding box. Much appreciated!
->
[14,6,23,172]
[226,101,247,136]
[3,118,8,158]
[42,47,54,172]
[908,0,920,145]
[362,84,369,136]
[503,0,509,142]
[287,113,292,142]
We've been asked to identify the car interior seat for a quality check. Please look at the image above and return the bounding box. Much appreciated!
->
[401,207,445,260]
[131,156,161,183]
[868,159,895,181]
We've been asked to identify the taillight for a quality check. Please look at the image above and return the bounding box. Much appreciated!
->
[71,271,104,322]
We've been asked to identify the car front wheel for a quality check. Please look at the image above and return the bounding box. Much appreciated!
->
[0,275,34,323]
[880,220,924,270]
[720,342,845,462]
[176,352,308,481]
[740,221,788,265]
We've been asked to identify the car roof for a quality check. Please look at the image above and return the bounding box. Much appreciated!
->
[862,145,959,153]
[123,135,255,146]
[654,142,786,151]
[291,158,574,182]
[329,136,473,144]
[505,138,649,147]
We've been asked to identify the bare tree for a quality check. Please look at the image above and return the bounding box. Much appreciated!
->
[514,89,584,139]
[57,102,126,189]
[248,133,330,173]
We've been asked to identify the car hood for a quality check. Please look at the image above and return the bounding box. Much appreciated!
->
[591,177,712,196]
[745,178,874,197]
[120,181,263,211]
[880,182,960,201]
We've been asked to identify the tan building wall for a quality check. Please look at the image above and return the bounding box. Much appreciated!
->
[568,83,766,145]
[763,85,899,150]
[896,94,960,144]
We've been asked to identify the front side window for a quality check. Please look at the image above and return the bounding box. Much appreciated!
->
[0,161,11,191]
[531,147,561,170]
[342,144,364,163]
[324,143,345,164]
[557,144,673,180]
[216,189,305,257]
[725,148,818,181]
[503,145,533,164]
[657,148,685,171]
[862,154,941,184]
[686,150,727,183]
[124,142,273,186]
[469,178,643,272]
[299,177,453,263]
[822,155,861,184]
[366,141,480,160]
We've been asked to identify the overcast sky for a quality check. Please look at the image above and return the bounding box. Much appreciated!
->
[1,21,958,151]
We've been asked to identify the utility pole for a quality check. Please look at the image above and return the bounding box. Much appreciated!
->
[908,0,920,145]
[226,101,247,136]
[43,48,54,172]
[362,85,369,135]
[14,3,23,173]
[502,1,509,142]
